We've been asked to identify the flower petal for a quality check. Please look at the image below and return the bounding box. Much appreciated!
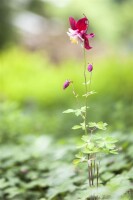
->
[83,36,92,50]
[76,17,88,32]
[69,17,77,30]
[86,33,95,39]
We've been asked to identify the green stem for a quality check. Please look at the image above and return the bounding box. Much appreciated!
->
[88,155,91,187]
[83,49,95,189]
[89,71,93,91]
[97,163,99,188]
[94,159,96,178]
[91,161,94,186]
[83,48,88,135]
[83,49,91,188]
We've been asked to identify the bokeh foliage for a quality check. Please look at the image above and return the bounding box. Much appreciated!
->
[0,0,133,199]
[0,132,133,200]
[0,0,133,50]
[0,0,15,49]
[0,48,133,134]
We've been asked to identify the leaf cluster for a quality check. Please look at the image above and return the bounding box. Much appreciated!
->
[0,132,132,200]
[63,106,87,117]
[74,133,118,166]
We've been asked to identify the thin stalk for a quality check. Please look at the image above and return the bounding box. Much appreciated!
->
[89,167,92,187]
[88,155,91,187]
[94,159,96,181]
[89,71,93,91]
[96,163,99,188]
[83,49,91,187]
[91,162,94,186]
[83,49,96,190]
[83,48,88,135]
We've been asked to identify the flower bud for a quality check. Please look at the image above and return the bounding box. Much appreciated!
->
[87,64,93,72]
[63,80,71,89]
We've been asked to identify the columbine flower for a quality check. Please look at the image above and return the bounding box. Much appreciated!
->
[67,15,95,50]
[63,80,71,89]
[87,64,93,72]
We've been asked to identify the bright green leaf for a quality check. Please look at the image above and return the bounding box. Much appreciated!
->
[81,135,89,142]
[82,91,96,97]
[63,109,75,114]
[89,121,108,130]
[72,125,82,130]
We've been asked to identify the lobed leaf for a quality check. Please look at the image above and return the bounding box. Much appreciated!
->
[89,121,108,130]
[63,107,88,117]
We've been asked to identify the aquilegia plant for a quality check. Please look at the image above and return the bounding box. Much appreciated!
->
[63,15,118,189]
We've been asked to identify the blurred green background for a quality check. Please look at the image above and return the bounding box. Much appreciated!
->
[0,0,133,199]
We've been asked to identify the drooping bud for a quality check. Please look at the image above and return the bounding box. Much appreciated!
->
[63,80,71,89]
[87,64,93,72]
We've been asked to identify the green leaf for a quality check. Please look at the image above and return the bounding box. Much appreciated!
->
[88,122,97,128]
[63,109,75,114]
[101,172,114,181]
[75,152,83,158]
[4,187,24,198]
[72,122,87,130]
[73,159,81,165]
[97,121,108,130]
[89,121,108,130]
[105,137,118,143]
[0,178,9,189]
[82,91,96,97]
[94,133,118,154]
[39,199,46,200]
[72,125,82,130]
[83,147,99,154]
[105,143,115,149]
[73,156,87,165]
[63,107,88,117]
[86,142,95,149]
[80,122,86,130]
[75,107,87,117]
[80,106,85,112]
[77,143,86,149]
[81,135,89,142]
[109,150,118,154]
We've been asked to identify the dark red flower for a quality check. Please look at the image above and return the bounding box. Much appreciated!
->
[67,16,95,50]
